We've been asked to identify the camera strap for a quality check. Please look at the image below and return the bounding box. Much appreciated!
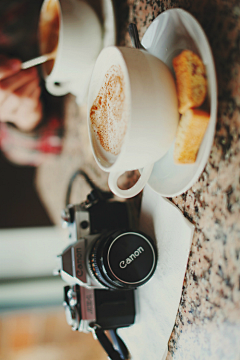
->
[90,324,130,360]
[65,168,113,206]
[109,329,130,360]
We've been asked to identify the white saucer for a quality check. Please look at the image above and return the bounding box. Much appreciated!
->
[102,0,116,47]
[73,0,115,104]
[142,9,217,198]
[89,0,116,48]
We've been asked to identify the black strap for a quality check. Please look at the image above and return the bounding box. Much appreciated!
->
[65,168,113,206]
[109,329,130,360]
[128,23,143,50]
[91,325,130,360]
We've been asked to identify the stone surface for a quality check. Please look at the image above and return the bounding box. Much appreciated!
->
[123,0,240,358]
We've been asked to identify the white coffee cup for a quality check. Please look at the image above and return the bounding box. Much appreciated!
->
[87,46,179,198]
[38,0,103,104]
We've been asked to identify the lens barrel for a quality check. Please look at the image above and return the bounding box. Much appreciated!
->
[89,230,157,290]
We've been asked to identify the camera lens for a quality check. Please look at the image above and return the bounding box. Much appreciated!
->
[89,231,157,290]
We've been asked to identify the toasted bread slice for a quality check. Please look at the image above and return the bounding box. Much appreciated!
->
[174,109,210,164]
[173,50,207,114]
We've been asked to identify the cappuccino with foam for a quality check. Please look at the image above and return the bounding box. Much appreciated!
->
[88,46,179,198]
[39,0,60,75]
[90,65,128,162]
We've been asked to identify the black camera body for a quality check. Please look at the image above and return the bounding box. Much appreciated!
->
[63,283,135,333]
[60,191,157,291]
[58,172,157,359]
[60,191,138,334]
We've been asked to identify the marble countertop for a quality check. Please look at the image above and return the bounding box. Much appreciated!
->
[124,1,240,358]
[36,0,240,358]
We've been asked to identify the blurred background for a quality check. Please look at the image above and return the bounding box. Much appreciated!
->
[0,0,129,358]
[0,153,107,360]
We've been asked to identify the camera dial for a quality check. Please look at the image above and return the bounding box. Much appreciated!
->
[89,231,157,290]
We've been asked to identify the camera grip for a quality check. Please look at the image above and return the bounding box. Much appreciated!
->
[108,163,154,198]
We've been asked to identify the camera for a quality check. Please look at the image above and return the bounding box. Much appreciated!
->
[57,170,158,359]
[59,189,157,291]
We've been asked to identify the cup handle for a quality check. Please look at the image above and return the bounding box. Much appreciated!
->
[108,163,154,198]
[45,80,70,96]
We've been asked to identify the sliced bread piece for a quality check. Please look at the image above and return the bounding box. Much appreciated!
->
[172,50,207,114]
[174,109,210,164]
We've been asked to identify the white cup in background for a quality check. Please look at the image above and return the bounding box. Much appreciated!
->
[87,46,179,199]
[38,0,103,104]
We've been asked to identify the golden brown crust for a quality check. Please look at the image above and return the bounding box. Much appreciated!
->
[172,50,207,114]
[174,109,210,164]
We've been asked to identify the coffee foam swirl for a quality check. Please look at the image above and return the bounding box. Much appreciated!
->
[90,65,127,156]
